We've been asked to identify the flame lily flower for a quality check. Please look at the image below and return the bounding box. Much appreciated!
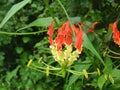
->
[88,22,99,32]
[47,21,84,67]
[109,21,120,46]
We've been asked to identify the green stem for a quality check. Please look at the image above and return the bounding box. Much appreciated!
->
[67,69,83,76]
[42,61,61,70]
[32,64,61,71]
[116,64,120,68]
[29,66,63,77]
[106,54,120,59]
[44,0,54,18]
[108,49,120,56]
[56,0,70,22]
[56,0,76,39]
[61,67,67,78]
[44,0,59,26]
[0,30,47,35]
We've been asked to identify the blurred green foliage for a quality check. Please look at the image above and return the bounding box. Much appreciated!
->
[0,0,120,90]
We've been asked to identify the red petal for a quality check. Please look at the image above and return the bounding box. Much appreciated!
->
[48,37,53,45]
[47,21,54,37]
[64,34,72,45]
[64,21,72,34]
[55,34,64,50]
[109,21,120,46]
[88,22,99,32]
[47,21,54,45]
[74,24,84,51]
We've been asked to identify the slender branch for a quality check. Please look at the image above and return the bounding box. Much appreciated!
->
[0,30,47,35]
[29,66,63,77]
[56,0,70,22]
[41,61,61,70]
[108,49,120,56]
[106,54,120,59]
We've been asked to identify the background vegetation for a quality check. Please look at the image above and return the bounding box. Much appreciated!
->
[0,0,120,90]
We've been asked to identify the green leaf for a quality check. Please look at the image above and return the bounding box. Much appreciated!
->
[106,69,120,89]
[83,34,105,66]
[109,74,114,84]
[66,59,91,90]
[97,75,106,90]
[17,17,59,31]
[22,37,30,43]
[0,52,5,66]
[34,41,48,48]
[70,17,81,23]
[15,47,23,54]
[0,0,31,28]
[103,57,114,84]
[6,66,20,81]
[107,0,114,3]
[104,27,112,42]
[111,68,120,78]
[96,28,106,35]
[103,57,113,73]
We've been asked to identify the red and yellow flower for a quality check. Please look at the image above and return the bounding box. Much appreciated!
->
[109,21,120,46]
[47,21,84,67]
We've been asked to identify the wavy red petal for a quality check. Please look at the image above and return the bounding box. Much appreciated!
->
[109,21,120,46]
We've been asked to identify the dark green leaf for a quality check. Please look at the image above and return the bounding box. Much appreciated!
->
[83,34,105,66]
[6,66,20,81]
[97,75,106,90]
[0,0,31,28]
[17,17,59,31]
[66,60,91,90]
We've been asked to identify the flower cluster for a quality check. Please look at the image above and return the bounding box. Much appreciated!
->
[109,21,120,46]
[47,21,84,67]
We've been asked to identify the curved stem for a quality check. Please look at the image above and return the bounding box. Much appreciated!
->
[0,30,47,35]
[41,61,61,70]
[116,64,120,68]
[67,69,83,76]
[106,54,120,59]
[29,66,63,77]
[32,64,61,71]
[67,69,97,76]
[108,49,120,56]
[44,0,54,18]
[56,0,76,40]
